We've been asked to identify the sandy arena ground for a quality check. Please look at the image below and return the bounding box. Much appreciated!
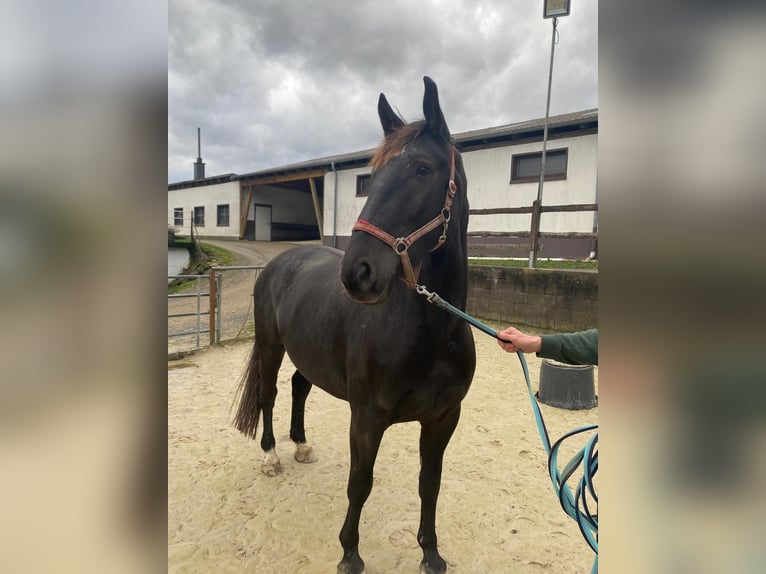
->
[168,328,598,573]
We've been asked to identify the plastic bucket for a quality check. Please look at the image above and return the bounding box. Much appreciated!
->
[537,359,597,410]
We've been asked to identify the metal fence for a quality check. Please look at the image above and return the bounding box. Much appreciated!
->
[167,265,265,353]
[168,274,214,350]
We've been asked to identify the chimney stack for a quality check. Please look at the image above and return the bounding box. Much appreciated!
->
[193,127,205,180]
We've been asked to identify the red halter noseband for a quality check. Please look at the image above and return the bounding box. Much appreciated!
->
[352,145,457,288]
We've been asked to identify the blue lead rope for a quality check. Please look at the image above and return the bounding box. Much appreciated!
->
[416,285,598,573]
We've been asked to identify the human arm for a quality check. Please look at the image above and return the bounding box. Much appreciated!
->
[497,327,598,366]
[539,329,598,365]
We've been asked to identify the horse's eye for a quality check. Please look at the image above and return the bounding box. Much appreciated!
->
[416,164,432,177]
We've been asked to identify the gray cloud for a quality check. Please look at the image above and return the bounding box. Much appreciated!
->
[169,0,597,182]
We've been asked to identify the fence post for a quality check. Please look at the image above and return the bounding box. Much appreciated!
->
[195,277,201,349]
[215,274,222,344]
[209,270,217,345]
[528,199,542,268]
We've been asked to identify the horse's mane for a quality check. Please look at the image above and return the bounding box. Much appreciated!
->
[369,121,426,171]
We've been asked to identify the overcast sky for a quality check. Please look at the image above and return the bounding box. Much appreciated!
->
[168,0,597,183]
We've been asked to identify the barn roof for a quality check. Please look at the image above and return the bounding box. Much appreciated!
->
[167,173,237,191]
[455,108,597,149]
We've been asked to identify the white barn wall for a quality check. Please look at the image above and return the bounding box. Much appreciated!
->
[168,180,240,238]
[463,133,598,233]
[324,133,597,240]
[168,181,318,241]
[322,166,372,238]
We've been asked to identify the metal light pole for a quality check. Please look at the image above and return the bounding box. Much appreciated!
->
[529,0,571,268]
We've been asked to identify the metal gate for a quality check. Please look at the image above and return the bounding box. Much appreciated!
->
[168,274,217,350]
[168,266,264,353]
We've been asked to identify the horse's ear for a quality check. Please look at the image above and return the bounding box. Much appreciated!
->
[423,76,450,141]
[378,93,405,135]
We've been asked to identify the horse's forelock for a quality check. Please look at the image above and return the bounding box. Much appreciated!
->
[369,122,426,171]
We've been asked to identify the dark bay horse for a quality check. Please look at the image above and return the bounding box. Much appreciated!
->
[234,76,476,574]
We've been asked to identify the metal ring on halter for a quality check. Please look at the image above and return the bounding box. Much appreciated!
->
[394,238,409,254]
[441,208,451,222]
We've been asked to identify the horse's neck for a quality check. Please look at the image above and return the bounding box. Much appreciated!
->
[419,241,468,309]
[424,199,470,308]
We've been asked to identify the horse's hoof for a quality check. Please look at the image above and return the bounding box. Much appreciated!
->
[294,444,318,463]
[420,556,447,574]
[337,554,364,574]
[260,460,283,476]
[261,449,283,476]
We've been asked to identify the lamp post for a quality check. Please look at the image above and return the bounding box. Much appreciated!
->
[529,0,571,268]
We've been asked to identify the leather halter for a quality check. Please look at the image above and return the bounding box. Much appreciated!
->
[352,144,457,288]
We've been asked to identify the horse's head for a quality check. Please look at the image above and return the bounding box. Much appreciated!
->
[341,76,467,304]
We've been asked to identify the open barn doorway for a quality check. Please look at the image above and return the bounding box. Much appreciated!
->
[239,173,323,242]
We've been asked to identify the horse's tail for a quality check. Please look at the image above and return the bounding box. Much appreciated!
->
[233,343,262,439]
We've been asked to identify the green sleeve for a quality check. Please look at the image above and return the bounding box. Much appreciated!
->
[538,329,598,366]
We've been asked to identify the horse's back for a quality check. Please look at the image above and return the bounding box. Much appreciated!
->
[255,244,346,327]
[256,244,342,299]
[259,244,343,281]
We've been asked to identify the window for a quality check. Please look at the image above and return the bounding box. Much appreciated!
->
[217,204,230,227]
[510,148,568,183]
[194,206,205,226]
[356,174,372,197]
[174,207,183,226]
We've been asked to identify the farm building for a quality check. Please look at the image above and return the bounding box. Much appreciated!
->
[167,108,597,259]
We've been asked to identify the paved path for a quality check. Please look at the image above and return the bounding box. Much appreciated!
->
[204,239,320,267]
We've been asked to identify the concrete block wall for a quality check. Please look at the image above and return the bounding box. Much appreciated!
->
[466,266,598,332]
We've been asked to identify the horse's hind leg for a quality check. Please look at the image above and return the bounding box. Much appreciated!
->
[417,406,461,574]
[290,371,317,463]
[258,344,285,477]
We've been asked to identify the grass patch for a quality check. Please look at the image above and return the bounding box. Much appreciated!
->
[469,258,598,270]
[201,242,237,267]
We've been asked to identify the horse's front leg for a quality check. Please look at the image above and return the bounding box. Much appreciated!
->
[337,410,387,574]
[418,406,461,574]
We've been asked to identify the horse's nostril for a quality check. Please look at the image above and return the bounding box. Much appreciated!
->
[355,261,374,290]
[341,254,388,304]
